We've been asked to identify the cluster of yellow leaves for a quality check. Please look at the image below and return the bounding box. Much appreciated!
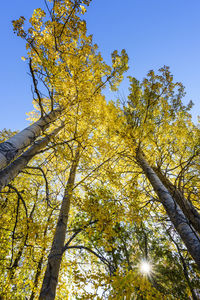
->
[110,269,165,300]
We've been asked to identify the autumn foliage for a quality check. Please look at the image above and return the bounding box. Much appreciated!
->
[0,1,199,299]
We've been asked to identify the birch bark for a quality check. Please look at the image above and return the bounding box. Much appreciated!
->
[136,150,200,270]
[153,167,200,234]
[39,150,80,300]
[0,109,61,171]
[0,125,63,192]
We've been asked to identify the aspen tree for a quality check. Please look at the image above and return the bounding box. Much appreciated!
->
[0,0,128,181]
[122,67,200,270]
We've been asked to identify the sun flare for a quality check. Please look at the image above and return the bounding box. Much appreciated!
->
[140,261,152,275]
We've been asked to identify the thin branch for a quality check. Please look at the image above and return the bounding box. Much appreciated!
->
[29,58,45,117]
[7,184,28,219]
[64,220,98,249]
[10,196,20,266]
[63,245,110,267]
[25,166,50,206]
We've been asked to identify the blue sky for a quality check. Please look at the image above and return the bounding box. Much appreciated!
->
[0,0,200,130]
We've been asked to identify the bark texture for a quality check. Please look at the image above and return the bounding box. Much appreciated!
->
[0,109,61,171]
[39,150,80,300]
[0,126,63,192]
[153,167,200,234]
[136,150,200,270]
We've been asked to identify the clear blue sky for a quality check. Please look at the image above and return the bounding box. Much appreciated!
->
[0,0,200,130]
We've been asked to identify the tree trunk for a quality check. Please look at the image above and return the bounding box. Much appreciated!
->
[166,228,198,300]
[39,150,80,300]
[30,252,45,300]
[0,125,63,192]
[153,167,200,235]
[136,150,200,270]
[0,109,61,171]
[9,232,28,281]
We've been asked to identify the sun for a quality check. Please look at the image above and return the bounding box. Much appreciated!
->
[139,260,152,275]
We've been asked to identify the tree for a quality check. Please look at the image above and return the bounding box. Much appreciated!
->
[1,1,200,299]
[121,66,200,269]
[38,92,125,298]
[0,0,128,187]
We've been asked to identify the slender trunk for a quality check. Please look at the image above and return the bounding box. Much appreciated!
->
[167,229,198,300]
[153,167,200,234]
[180,255,198,300]
[176,244,198,300]
[39,150,80,300]
[0,125,63,192]
[30,251,46,300]
[9,233,28,280]
[0,109,61,171]
[136,150,200,270]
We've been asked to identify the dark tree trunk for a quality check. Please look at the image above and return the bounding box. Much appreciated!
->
[39,150,80,300]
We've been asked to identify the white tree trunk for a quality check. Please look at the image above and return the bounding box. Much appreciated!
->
[0,109,61,171]
[0,125,63,191]
[153,167,200,234]
[136,150,200,270]
[39,150,80,300]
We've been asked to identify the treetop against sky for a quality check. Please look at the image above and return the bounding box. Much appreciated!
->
[0,0,200,131]
[0,2,200,299]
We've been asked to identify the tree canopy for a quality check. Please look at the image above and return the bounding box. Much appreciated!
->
[0,1,200,299]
